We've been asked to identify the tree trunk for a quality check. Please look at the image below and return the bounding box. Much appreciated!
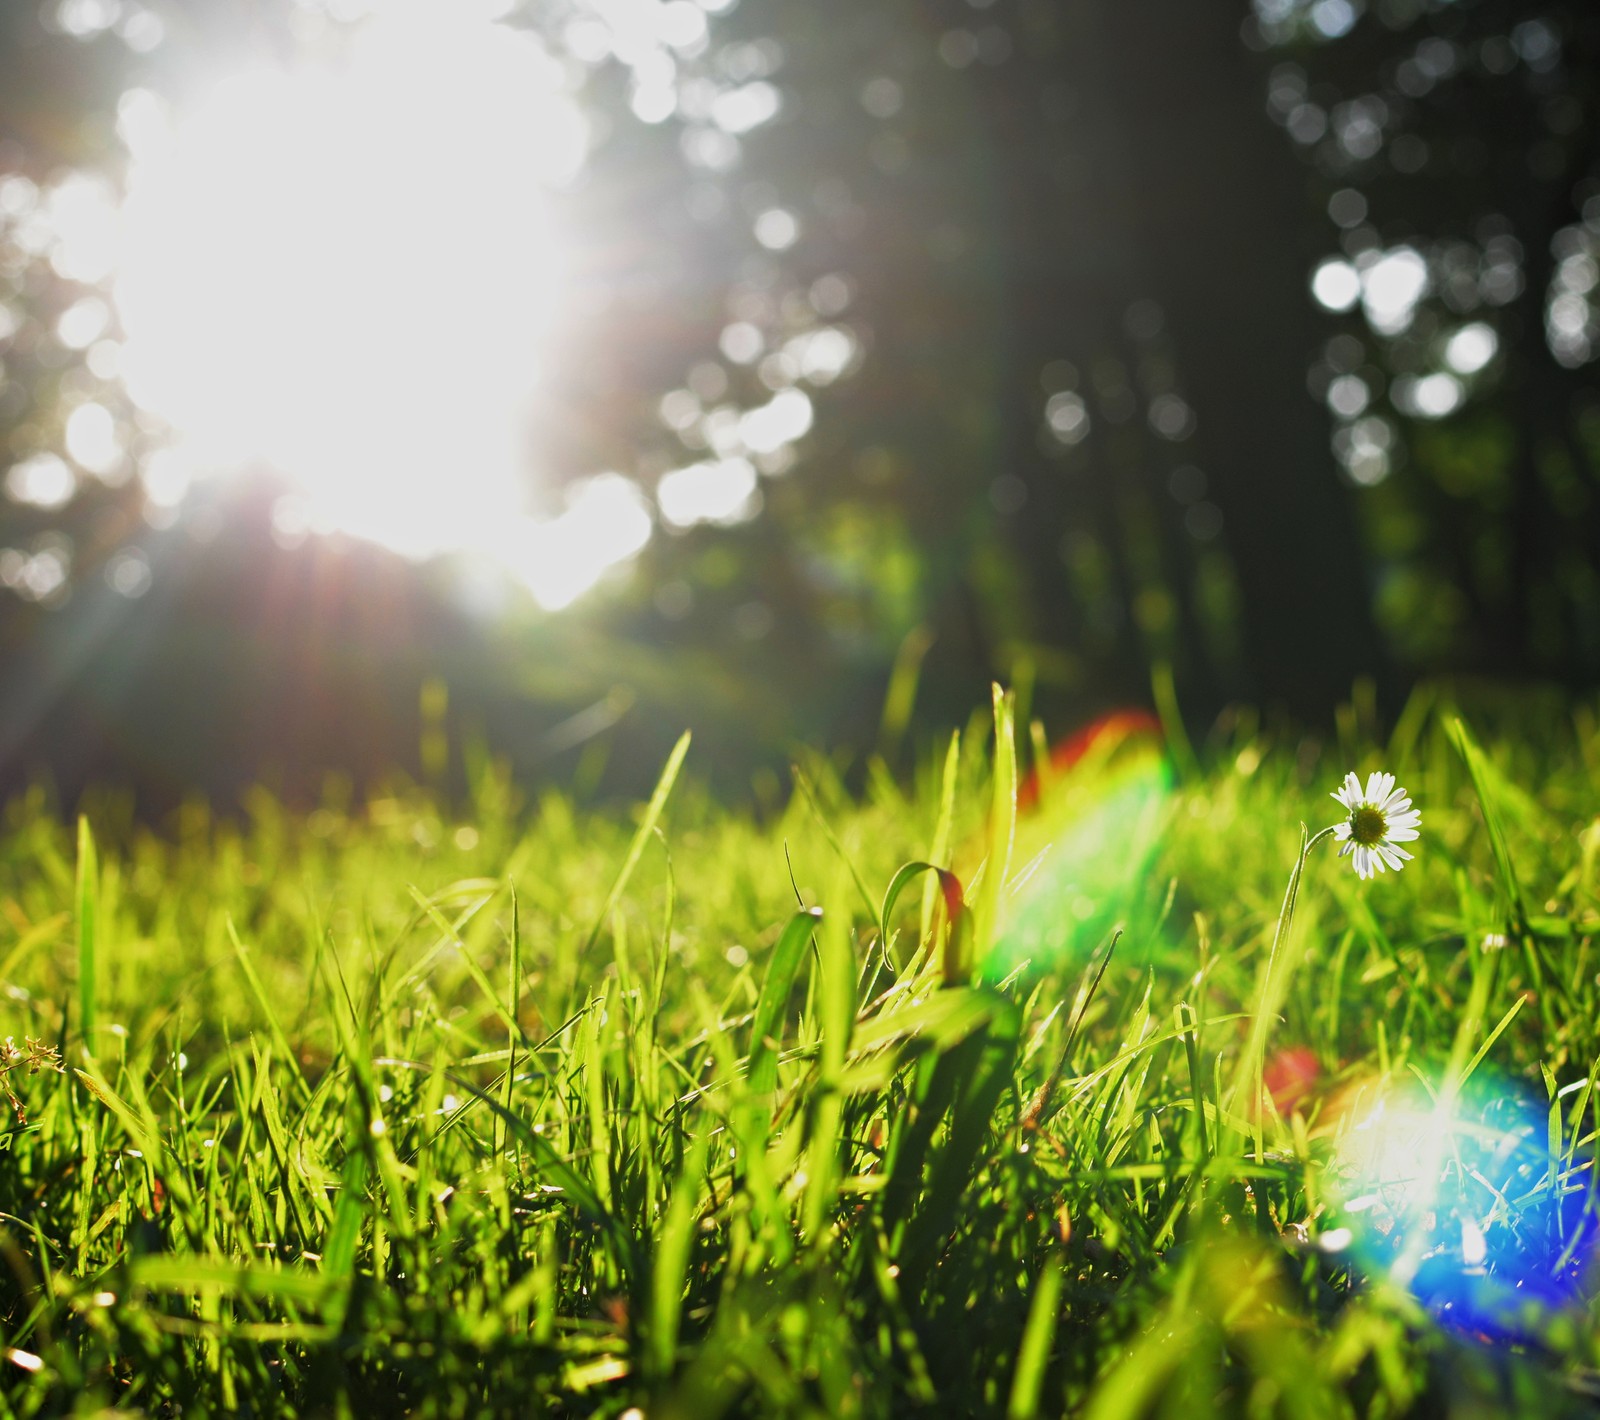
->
[1092,0,1392,716]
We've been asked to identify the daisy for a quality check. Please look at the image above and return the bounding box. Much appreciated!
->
[1330,771,1421,879]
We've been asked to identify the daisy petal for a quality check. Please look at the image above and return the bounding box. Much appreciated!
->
[1328,769,1420,877]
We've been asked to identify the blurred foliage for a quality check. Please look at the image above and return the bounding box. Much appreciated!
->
[0,0,1597,807]
[1254,0,1600,680]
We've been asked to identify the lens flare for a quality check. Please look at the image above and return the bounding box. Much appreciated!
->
[1263,1046,1323,1117]
[1325,1074,1597,1334]
[980,711,1172,984]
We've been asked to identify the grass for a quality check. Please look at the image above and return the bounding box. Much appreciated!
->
[1,688,1599,1417]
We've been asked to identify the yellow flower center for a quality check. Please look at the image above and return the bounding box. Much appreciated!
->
[1350,804,1388,846]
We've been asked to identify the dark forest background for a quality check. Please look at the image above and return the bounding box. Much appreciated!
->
[1,0,1597,810]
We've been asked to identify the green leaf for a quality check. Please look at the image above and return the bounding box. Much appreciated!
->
[747,908,823,1097]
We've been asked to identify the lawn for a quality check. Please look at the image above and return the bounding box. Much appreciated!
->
[2,688,1598,1417]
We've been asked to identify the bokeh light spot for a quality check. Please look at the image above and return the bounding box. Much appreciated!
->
[1444,322,1497,375]
[1326,1075,1598,1335]
[1312,259,1361,313]
[1361,247,1429,335]
[658,457,760,529]
[5,454,77,510]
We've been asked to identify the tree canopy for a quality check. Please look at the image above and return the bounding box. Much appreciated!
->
[0,0,1596,804]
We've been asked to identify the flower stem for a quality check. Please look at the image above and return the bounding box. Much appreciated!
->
[1268,824,1339,977]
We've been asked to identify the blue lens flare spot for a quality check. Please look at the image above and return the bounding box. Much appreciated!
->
[1324,1074,1599,1336]
[980,711,1172,984]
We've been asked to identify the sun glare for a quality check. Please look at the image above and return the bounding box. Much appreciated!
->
[112,1,601,598]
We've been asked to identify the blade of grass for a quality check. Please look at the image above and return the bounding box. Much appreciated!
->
[1447,715,1530,934]
[1150,661,1199,782]
[879,860,964,978]
[228,919,309,1102]
[75,817,98,1057]
[921,729,962,943]
[1008,1252,1065,1420]
[747,909,823,1097]
[648,1127,710,1380]
[793,767,880,928]
[970,685,1018,983]
[581,730,691,956]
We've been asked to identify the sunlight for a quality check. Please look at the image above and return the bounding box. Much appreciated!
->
[980,712,1171,984]
[1327,1076,1597,1331]
[1336,1087,1459,1224]
[110,0,594,588]
[496,474,653,612]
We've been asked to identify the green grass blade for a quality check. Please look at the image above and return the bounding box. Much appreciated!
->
[794,767,881,927]
[133,1256,340,1309]
[879,859,964,975]
[921,729,962,942]
[970,685,1017,981]
[228,918,308,1101]
[1150,661,1199,782]
[74,816,98,1056]
[582,729,690,955]
[896,998,1021,1289]
[747,908,822,1096]
[1008,1252,1065,1419]
[878,622,934,756]
[1447,715,1530,932]
[648,1127,710,1379]
[407,885,519,1036]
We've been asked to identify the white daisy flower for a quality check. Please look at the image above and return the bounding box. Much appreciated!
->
[1330,771,1420,879]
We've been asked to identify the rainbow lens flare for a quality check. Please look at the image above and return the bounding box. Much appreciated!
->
[980,712,1172,984]
[1324,1074,1598,1335]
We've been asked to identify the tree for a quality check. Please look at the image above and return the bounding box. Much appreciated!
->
[4,0,1596,807]
[610,0,1390,730]
[1253,0,1600,681]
